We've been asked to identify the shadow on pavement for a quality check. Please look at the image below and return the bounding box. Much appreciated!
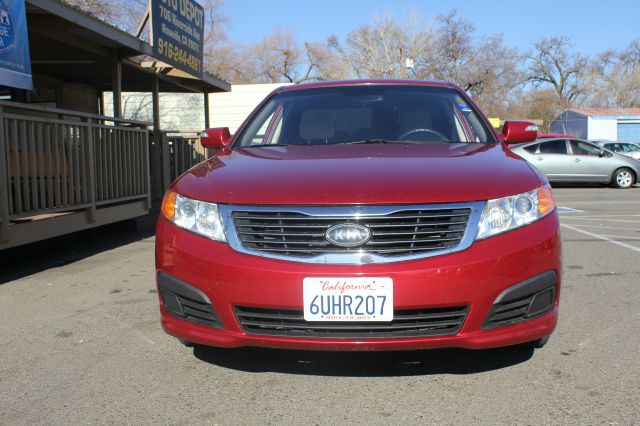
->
[192,345,535,376]
[0,214,157,284]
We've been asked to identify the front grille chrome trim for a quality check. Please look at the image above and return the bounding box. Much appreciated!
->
[219,202,485,265]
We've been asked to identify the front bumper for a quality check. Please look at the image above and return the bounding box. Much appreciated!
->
[155,213,561,351]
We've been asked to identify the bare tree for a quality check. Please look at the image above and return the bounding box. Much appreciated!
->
[524,36,589,106]
[341,14,406,78]
[64,0,146,34]
[408,11,522,117]
[415,10,474,86]
[249,29,304,83]
[302,38,350,81]
[462,36,522,117]
[590,40,640,107]
[525,89,565,130]
[223,30,342,84]
[205,44,259,83]
[64,0,113,18]
[201,0,242,81]
[201,0,228,47]
[81,1,640,121]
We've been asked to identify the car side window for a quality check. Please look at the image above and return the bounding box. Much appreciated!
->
[570,140,601,156]
[622,143,640,152]
[539,139,568,154]
[523,144,539,154]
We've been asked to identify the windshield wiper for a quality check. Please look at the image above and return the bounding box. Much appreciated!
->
[343,139,424,145]
[242,143,290,148]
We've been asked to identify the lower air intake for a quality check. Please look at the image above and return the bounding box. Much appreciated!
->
[234,305,468,338]
[158,272,222,328]
[483,270,557,329]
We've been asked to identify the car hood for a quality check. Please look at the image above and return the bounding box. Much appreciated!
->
[172,143,544,205]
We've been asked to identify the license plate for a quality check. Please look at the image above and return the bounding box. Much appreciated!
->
[303,277,393,322]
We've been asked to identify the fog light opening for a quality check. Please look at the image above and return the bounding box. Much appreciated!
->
[161,290,185,317]
[527,288,555,318]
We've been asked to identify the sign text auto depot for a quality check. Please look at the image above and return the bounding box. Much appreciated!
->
[151,0,204,77]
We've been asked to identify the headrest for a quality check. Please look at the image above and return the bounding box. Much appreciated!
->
[400,110,433,131]
[300,109,335,140]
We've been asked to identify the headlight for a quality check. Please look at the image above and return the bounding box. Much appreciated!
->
[476,185,555,240]
[161,191,226,242]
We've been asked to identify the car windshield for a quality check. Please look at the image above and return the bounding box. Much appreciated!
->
[234,85,496,147]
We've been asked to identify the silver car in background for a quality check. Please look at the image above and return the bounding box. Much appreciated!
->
[591,140,640,161]
[509,137,640,189]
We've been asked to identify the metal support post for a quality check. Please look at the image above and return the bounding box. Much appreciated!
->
[84,118,96,222]
[0,106,10,242]
[204,91,210,129]
[112,49,122,118]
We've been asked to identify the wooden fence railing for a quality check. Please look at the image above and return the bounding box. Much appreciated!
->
[0,101,151,243]
[166,132,216,181]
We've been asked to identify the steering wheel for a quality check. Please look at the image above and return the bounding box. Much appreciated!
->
[397,128,449,142]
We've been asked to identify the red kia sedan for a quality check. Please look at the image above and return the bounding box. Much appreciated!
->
[156,80,561,351]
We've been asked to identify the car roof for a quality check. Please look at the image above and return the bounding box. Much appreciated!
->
[273,79,458,93]
[533,137,567,143]
[514,137,594,147]
[538,133,576,138]
[535,137,599,143]
[591,141,640,148]
[536,137,573,140]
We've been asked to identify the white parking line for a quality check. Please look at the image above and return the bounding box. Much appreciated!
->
[564,215,640,218]
[561,223,640,231]
[557,207,584,213]
[561,218,640,224]
[558,200,640,205]
[599,235,640,240]
[561,223,640,253]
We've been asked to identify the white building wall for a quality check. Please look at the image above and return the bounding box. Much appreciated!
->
[208,83,291,133]
[587,117,617,140]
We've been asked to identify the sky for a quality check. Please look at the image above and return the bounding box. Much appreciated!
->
[223,0,639,55]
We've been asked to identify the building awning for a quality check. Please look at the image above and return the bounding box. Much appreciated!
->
[25,0,230,94]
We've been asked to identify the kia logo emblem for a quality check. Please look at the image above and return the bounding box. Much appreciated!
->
[325,223,371,247]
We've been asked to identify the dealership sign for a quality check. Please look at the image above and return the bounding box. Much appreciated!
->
[150,0,204,78]
[0,0,33,90]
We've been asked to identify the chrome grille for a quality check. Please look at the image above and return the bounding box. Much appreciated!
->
[221,203,483,264]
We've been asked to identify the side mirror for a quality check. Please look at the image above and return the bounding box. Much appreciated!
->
[200,127,232,149]
[599,150,606,157]
[502,121,539,144]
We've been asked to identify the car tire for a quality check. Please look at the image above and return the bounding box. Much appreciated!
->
[611,168,634,189]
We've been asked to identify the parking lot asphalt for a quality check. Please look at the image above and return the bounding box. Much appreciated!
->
[1,185,639,425]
